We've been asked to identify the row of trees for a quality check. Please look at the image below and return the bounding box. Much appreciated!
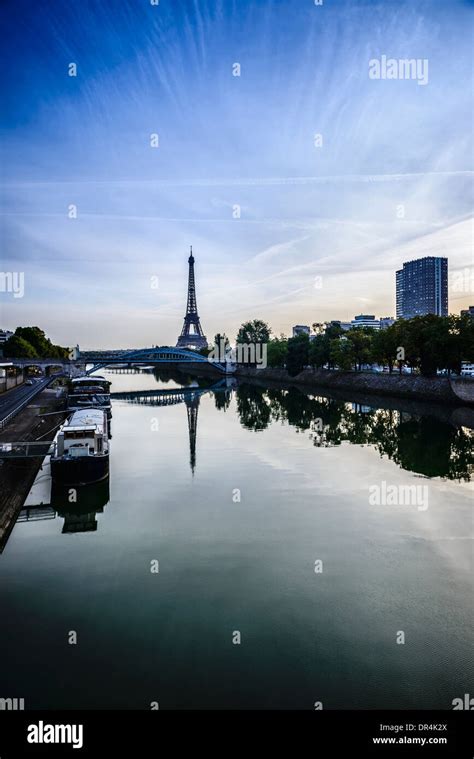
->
[2,327,69,359]
[223,314,474,378]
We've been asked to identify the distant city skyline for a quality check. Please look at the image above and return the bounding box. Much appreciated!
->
[1,0,473,349]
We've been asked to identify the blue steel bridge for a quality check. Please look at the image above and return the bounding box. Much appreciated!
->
[79,347,229,375]
[0,349,232,432]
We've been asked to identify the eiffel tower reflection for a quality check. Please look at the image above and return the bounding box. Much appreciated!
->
[184,392,200,475]
[110,381,232,475]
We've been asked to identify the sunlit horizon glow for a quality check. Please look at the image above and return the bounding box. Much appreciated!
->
[1,0,473,349]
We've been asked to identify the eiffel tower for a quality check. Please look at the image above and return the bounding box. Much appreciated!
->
[176,246,208,350]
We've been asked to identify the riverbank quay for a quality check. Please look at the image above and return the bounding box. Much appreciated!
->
[235,367,474,406]
[234,373,474,432]
[0,386,67,552]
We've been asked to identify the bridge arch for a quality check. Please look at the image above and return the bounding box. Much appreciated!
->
[80,346,229,374]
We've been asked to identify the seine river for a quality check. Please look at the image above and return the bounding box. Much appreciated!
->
[0,369,472,709]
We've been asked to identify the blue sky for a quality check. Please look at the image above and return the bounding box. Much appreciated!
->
[1,0,473,349]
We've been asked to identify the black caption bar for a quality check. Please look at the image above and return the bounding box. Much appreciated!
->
[0,710,472,757]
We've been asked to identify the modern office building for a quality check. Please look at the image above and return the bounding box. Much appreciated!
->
[379,317,395,330]
[0,329,13,344]
[396,257,448,319]
[461,306,474,320]
[351,314,380,330]
[328,316,393,332]
[328,320,352,332]
[292,325,311,337]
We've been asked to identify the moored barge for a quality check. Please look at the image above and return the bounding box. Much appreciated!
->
[50,408,109,485]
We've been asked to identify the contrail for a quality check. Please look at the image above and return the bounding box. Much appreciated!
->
[4,170,473,189]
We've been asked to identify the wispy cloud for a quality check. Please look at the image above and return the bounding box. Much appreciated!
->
[1,0,473,347]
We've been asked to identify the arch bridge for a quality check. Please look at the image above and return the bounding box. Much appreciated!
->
[80,347,230,375]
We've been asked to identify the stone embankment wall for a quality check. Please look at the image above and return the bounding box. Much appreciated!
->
[235,367,474,406]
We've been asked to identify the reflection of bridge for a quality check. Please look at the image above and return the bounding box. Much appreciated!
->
[110,382,224,407]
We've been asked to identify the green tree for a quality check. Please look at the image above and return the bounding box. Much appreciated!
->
[372,326,399,372]
[236,319,271,367]
[459,314,474,359]
[213,333,230,351]
[329,338,353,370]
[3,334,38,358]
[444,314,474,374]
[286,333,309,376]
[346,329,373,371]
[236,319,271,345]
[391,320,408,374]
[309,334,329,369]
[12,326,69,359]
[267,335,288,368]
[15,326,50,355]
[325,322,344,340]
[402,315,447,376]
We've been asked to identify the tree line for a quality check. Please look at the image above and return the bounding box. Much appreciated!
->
[224,314,474,377]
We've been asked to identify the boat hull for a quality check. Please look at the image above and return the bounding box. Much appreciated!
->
[50,455,109,486]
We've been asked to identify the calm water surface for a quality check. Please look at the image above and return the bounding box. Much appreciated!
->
[0,369,472,709]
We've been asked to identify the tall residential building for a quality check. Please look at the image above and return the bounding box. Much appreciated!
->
[396,257,448,319]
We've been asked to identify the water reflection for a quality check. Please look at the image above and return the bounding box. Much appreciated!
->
[113,373,474,481]
[15,380,472,551]
[17,478,111,536]
[185,394,199,474]
[233,384,474,481]
[111,376,234,475]
[3,371,472,709]
[51,478,110,533]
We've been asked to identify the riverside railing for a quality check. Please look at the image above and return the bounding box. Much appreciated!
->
[0,440,55,459]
